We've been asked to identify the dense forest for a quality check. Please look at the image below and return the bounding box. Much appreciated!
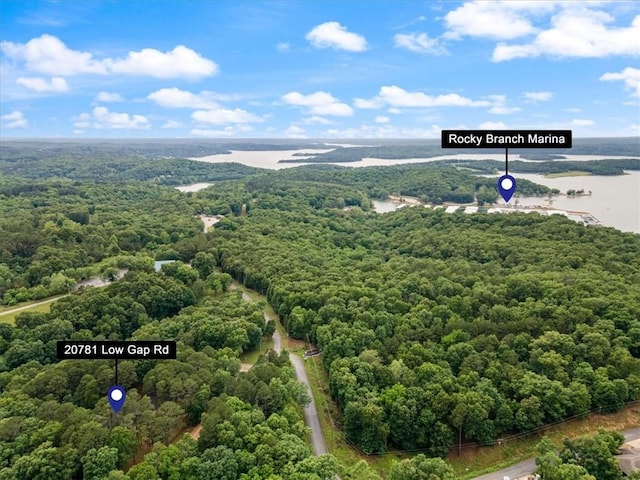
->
[202,180,640,457]
[0,179,205,304]
[1,141,639,479]
[439,158,640,176]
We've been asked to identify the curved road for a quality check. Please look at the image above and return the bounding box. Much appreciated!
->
[472,427,640,480]
[234,283,328,457]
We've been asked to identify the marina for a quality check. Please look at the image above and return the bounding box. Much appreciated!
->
[372,199,604,228]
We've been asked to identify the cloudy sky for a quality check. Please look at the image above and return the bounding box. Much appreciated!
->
[1,0,638,138]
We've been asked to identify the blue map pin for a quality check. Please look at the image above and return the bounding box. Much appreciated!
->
[497,174,517,202]
[108,386,126,413]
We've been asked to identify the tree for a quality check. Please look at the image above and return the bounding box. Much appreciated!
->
[108,426,138,468]
[536,431,624,480]
[126,462,160,480]
[343,460,383,480]
[11,443,79,480]
[560,430,624,480]
[288,454,341,480]
[151,401,185,443]
[343,400,388,454]
[192,252,216,279]
[82,446,118,480]
[388,455,456,480]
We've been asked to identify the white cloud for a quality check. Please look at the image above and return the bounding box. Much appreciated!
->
[16,76,68,92]
[353,97,385,109]
[107,45,217,78]
[357,85,492,108]
[444,1,541,40]
[394,33,448,55]
[1,110,27,128]
[95,91,124,102]
[1,34,107,75]
[191,108,262,124]
[74,106,150,129]
[303,115,331,124]
[571,118,594,126]
[276,42,291,52]
[492,10,640,61]
[375,116,390,124]
[323,123,444,139]
[190,125,253,137]
[282,91,354,116]
[306,22,367,52]
[162,120,184,129]
[524,91,553,103]
[484,94,520,114]
[284,125,307,138]
[479,121,507,129]
[148,87,219,109]
[600,67,640,97]
[489,106,521,114]
[388,107,402,114]
[1,34,217,78]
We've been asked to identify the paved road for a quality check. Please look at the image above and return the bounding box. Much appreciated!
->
[290,353,329,456]
[471,427,640,480]
[272,327,283,354]
[233,282,328,457]
[471,459,536,480]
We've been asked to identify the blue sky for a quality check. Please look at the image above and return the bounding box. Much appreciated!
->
[1,0,638,138]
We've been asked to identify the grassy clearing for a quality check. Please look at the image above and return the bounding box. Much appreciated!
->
[0,294,65,314]
[239,336,274,364]
[544,171,592,178]
[0,301,56,325]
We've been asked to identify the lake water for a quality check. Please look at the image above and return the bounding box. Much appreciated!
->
[190,149,639,170]
[500,171,640,234]
[374,172,640,233]
[189,149,334,170]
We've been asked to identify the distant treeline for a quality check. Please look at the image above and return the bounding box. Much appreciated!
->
[0,139,327,160]
[446,158,640,176]
[0,150,263,184]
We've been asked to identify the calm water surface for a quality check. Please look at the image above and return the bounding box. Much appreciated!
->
[502,171,640,234]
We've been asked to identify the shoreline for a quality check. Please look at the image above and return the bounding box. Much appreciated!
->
[372,197,603,228]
